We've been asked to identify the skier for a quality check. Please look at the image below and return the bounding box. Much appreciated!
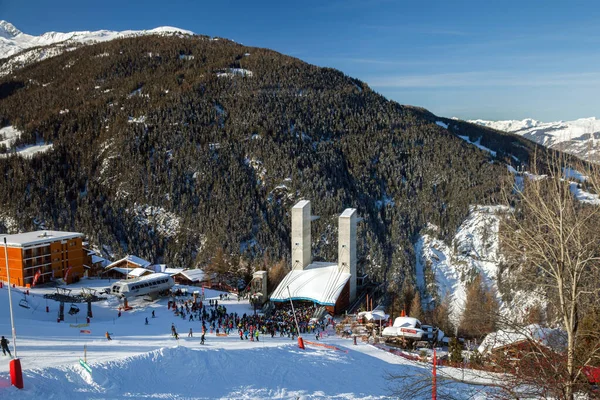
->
[200,331,205,345]
[1,336,11,357]
[255,330,260,342]
[152,310,155,318]
[145,317,149,325]
[105,332,112,341]
[188,328,193,337]
[171,323,176,336]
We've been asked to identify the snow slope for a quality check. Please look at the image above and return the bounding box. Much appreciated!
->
[469,117,600,163]
[0,279,496,399]
[0,125,53,158]
[415,205,546,326]
[0,21,194,76]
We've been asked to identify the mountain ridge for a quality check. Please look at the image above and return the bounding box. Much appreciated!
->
[0,20,195,77]
[469,117,600,163]
[0,20,194,59]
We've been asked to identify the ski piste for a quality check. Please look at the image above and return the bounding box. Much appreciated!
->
[1,279,499,398]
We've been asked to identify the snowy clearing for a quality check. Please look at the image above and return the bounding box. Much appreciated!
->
[216,68,253,78]
[457,135,497,157]
[0,126,53,158]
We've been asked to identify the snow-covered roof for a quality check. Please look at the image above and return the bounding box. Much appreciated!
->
[391,316,421,328]
[105,255,151,269]
[0,230,83,247]
[127,268,153,278]
[358,309,389,321]
[178,269,206,282]
[163,268,184,276]
[107,267,153,278]
[478,324,567,354]
[125,255,151,267]
[91,255,110,267]
[270,262,351,306]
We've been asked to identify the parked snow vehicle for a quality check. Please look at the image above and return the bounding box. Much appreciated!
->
[110,273,174,298]
[382,317,427,347]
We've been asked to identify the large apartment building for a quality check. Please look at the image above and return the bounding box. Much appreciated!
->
[0,230,86,287]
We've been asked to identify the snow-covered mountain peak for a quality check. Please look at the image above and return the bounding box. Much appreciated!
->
[469,117,600,163]
[0,20,22,39]
[0,21,196,77]
[0,20,195,61]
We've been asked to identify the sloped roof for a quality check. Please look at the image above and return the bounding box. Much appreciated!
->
[358,309,390,321]
[179,269,206,282]
[270,262,351,306]
[127,268,153,278]
[478,324,567,354]
[105,255,151,269]
[164,268,185,276]
[91,255,110,267]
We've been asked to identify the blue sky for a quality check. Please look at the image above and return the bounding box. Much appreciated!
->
[2,0,599,121]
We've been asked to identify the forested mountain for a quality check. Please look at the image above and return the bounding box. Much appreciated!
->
[0,33,540,286]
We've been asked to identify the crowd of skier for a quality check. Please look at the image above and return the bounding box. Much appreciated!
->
[164,294,330,343]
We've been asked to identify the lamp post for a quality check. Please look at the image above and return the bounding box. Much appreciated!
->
[4,237,23,389]
[286,286,304,349]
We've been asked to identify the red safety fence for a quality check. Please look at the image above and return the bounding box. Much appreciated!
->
[373,343,422,362]
[304,341,348,353]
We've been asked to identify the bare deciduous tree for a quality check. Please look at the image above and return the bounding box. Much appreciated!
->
[500,152,600,399]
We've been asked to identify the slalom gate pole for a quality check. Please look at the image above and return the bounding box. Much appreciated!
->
[286,286,304,349]
[432,347,437,400]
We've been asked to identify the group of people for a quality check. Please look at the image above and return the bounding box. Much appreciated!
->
[103,291,331,346]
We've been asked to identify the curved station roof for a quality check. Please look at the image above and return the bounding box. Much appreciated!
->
[270,262,351,306]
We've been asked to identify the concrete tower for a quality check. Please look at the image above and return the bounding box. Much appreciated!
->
[338,208,357,302]
[291,200,312,270]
